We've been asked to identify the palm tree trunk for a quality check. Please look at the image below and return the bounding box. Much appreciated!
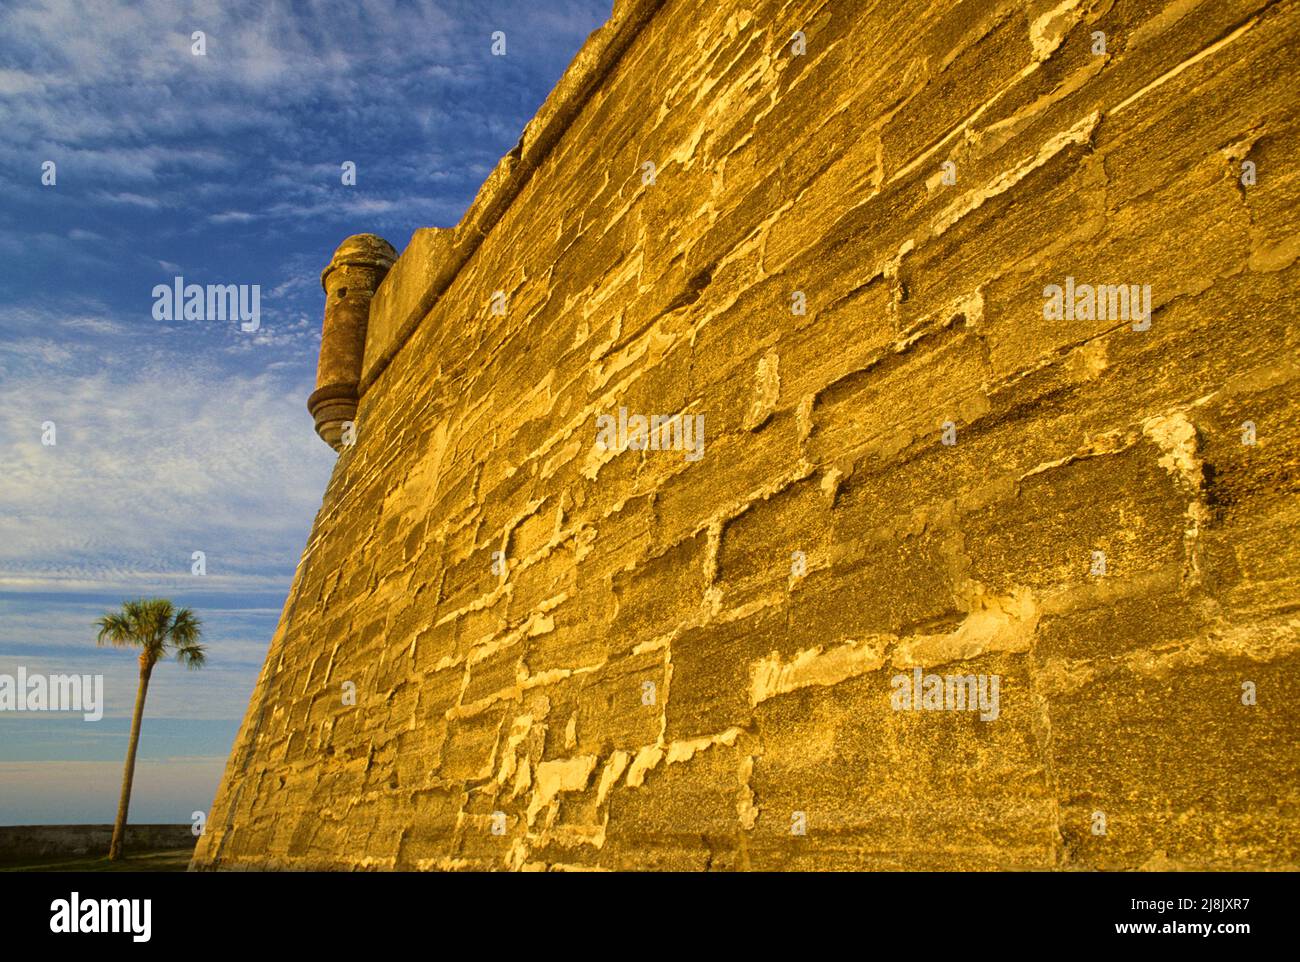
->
[109,658,153,860]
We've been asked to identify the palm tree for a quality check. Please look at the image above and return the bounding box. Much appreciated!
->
[96,598,205,861]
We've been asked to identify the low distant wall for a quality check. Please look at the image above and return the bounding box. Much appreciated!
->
[0,825,195,861]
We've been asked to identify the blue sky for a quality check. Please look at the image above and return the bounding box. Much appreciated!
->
[0,0,610,825]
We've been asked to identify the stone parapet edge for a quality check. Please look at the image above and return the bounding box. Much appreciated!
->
[357,0,666,397]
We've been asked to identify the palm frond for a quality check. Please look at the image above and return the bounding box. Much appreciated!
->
[95,611,136,648]
[166,608,202,649]
[175,643,207,670]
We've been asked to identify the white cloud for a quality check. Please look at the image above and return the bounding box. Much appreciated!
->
[0,67,45,95]
[0,346,333,595]
[0,0,609,224]
[91,191,164,209]
[1,339,74,365]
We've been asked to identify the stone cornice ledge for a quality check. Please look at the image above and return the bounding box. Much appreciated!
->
[359,0,666,395]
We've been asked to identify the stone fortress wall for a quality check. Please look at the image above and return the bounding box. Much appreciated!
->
[193,0,1300,870]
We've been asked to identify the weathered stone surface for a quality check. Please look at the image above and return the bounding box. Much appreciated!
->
[194,0,1300,871]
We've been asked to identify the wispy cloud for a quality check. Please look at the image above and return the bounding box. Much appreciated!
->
[0,347,333,594]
